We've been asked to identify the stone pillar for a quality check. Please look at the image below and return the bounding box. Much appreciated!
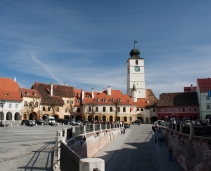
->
[93,124,95,132]
[109,124,111,129]
[79,158,105,171]
[62,128,67,141]
[100,124,102,130]
[180,124,182,133]
[189,122,194,140]
[72,126,75,135]
[53,130,63,170]
[83,126,86,134]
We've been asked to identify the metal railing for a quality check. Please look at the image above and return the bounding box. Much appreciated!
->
[161,123,211,137]
[60,141,81,171]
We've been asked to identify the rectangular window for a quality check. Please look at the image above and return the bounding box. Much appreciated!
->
[153,108,156,112]
[24,101,27,106]
[96,107,98,112]
[117,107,120,112]
[67,100,69,104]
[103,107,106,112]
[123,107,126,112]
[56,107,59,112]
[48,107,51,111]
[110,107,113,112]
[207,105,210,110]
[43,106,45,111]
[89,107,91,112]
[15,104,18,109]
[136,60,138,65]
[175,108,178,112]
[168,108,171,112]
[182,108,185,112]
[77,108,80,113]
[65,108,67,113]
[162,109,164,112]
[137,108,139,111]
[141,108,143,111]
[194,108,197,111]
[189,108,191,112]
[9,103,12,108]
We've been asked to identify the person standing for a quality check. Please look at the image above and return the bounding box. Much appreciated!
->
[168,146,173,161]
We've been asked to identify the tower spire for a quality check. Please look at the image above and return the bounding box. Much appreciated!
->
[134,40,137,49]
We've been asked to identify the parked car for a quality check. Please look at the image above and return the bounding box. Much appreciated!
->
[35,119,46,125]
[63,119,70,125]
[76,120,82,125]
[24,120,35,126]
[124,123,130,128]
[157,120,164,125]
[83,121,90,126]
[132,119,142,125]
[184,120,192,126]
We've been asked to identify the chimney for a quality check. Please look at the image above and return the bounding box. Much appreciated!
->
[82,90,84,104]
[91,88,94,98]
[107,86,111,95]
[50,83,53,96]
[14,77,16,82]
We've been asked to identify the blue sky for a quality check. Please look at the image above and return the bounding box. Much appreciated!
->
[0,1,211,98]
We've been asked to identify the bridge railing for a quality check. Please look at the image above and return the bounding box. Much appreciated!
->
[161,123,211,137]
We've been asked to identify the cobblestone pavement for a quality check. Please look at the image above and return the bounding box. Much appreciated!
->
[94,124,182,171]
[0,125,71,171]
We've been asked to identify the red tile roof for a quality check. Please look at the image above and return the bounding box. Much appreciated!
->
[83,90,131,105]
[32,82,74,106]
[20,88,41,98]
[0,77,22,101]
[197,78,211,92]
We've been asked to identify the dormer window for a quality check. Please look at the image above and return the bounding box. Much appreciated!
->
[95,98,99,102]
[110,98,114,102]
[33,92,36,96]
[25,91,29,95]
[117,98,121,103]
[77,99,80,103]
[103,98,106,102]
[87,94,90,98]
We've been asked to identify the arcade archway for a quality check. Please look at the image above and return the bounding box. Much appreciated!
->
[14,112,21,120]
[42,114,49,120]
[94,115,99,122]
[102,116,106,121]
[29,112,37,120]
[109,116,113,122]
[6,112,12,120]
[53,114,59,121]
[150,116,158,123]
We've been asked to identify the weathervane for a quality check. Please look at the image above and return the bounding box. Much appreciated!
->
[134,40,137,49]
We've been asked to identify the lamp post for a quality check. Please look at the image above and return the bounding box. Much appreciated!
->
[0,100,5,126]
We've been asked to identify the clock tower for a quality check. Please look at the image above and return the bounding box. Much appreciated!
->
[126,42,146,98]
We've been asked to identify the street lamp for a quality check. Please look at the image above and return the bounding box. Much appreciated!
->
[0,100,5,126]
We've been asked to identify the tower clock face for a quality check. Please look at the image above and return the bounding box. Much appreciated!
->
[134,66,140,72]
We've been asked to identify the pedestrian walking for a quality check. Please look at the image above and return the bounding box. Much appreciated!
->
[168,146,173,161]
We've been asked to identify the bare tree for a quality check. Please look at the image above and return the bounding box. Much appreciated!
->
[25,98,39,120]
[85,102,97,122]
[112,98,121,123]
[66,99,74,122]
